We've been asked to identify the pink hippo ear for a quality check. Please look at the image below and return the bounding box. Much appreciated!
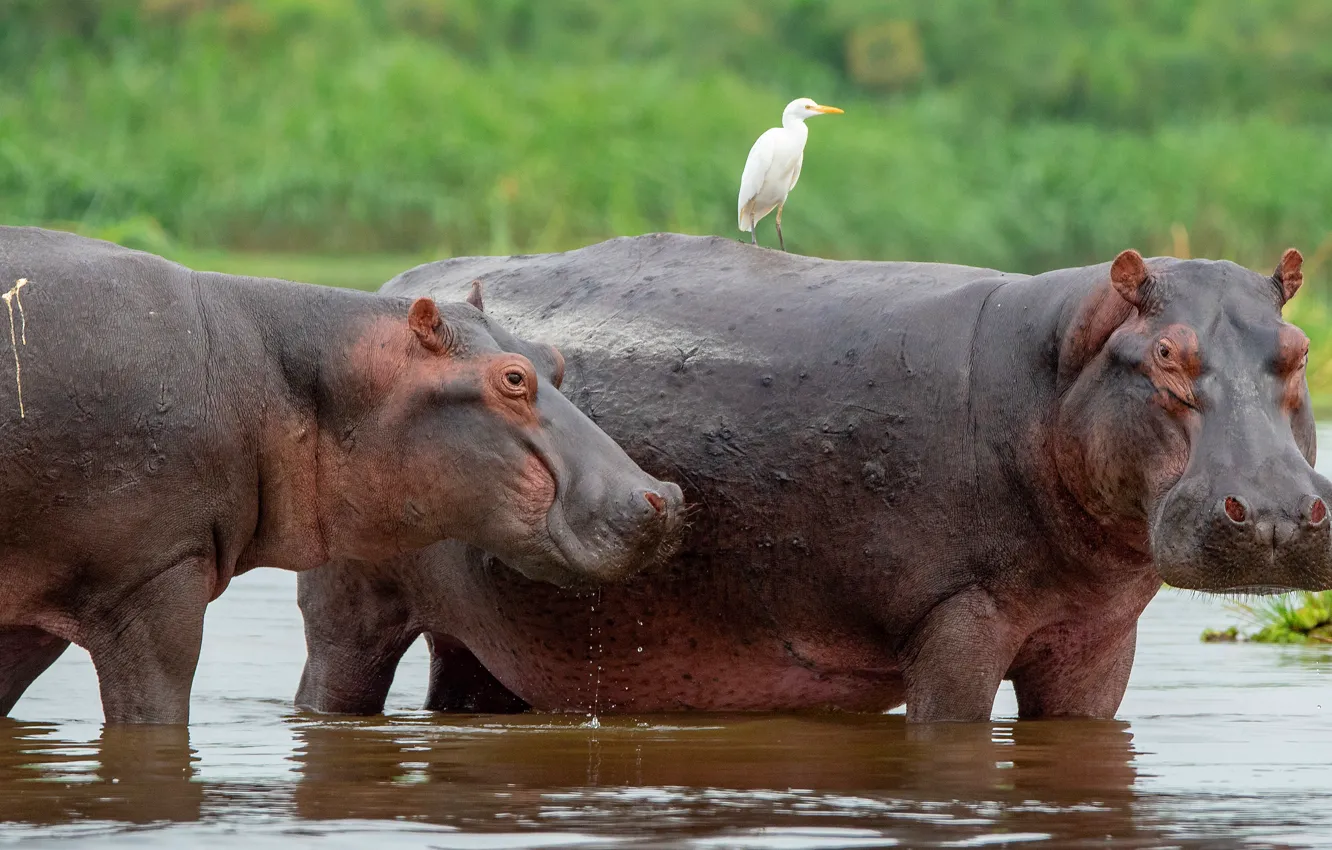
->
[466,280,485,313]
[408,297,451,354]
[1273,248,1304,304]
[1110,249,1151,308]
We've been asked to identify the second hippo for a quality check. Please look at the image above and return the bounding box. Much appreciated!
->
[297,234,1330,722]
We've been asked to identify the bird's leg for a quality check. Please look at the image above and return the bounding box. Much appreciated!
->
[775,203,786,252]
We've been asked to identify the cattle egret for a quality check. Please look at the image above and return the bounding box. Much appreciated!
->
[737,97,843,251]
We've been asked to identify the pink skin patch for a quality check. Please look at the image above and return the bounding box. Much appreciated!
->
[1311,498,1327,525]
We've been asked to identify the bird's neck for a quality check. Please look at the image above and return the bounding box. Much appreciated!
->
[781,114,810,132]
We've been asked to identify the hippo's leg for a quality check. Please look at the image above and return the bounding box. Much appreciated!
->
[423,633,528,714]
[295,628,418,716]
[902,588,1016,723]
[1007,621,1137,720]
[83,557,212,724]
[295,563,418,715]
[0,627,71,716]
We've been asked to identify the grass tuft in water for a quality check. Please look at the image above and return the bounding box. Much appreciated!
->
[1202,591,1332,644]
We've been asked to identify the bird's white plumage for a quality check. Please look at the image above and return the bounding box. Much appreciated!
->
[737,126,805,230]
[736,98,841,241]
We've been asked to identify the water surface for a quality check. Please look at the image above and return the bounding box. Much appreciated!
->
[3,440,1331,848]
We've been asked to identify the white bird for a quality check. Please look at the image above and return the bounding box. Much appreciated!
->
[737,97,843,251]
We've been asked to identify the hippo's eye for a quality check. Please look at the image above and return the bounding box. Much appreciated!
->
[496,361,536,399]
[1157,341,1172,359]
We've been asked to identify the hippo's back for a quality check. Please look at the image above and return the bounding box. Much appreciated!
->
[385,234,1019,377]
[384,235,1026,588]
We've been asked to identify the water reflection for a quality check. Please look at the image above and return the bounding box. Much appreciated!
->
[0,713,1157,845]
[0,722,200,825]
[283,714,1152,845]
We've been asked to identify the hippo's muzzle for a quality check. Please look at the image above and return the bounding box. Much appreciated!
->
[502,383,686,587]
[541,478,685,586]
[1151,460,1332,592]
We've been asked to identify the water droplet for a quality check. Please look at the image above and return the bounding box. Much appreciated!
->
[636,647,644,653]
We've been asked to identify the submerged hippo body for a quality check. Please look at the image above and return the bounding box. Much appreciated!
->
[0,226,682,724]
[297,233,1330,722]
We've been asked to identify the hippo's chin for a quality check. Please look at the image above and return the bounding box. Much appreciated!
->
[1151,525,1332,593]
[482,550,588,589]
[491,502,684,588]
[539,499,684,586]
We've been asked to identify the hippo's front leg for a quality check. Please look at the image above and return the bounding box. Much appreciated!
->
[295,561,419,715]
[902,588,1017,723]
[83,557,213,724]
[1006,620,1138,720]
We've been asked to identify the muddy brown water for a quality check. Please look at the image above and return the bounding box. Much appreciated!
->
[3,444,1332,848]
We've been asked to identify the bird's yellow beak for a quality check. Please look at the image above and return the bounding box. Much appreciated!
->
[813,104,844,114]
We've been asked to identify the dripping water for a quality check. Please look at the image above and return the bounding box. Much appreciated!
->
[584,586,603,728]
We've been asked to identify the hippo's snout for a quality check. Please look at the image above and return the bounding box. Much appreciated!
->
[521,468,686,588]
[596,480,686,573]
[1215,493,1329,545]
[1153,474,1332,592]
[498,379,687,587]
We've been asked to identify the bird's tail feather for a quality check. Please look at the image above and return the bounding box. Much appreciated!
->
[738,201,755,232]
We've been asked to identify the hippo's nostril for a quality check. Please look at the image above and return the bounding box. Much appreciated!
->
[1223,496,1248,524]
[1305,496,1328,526]
[643,490,666,514]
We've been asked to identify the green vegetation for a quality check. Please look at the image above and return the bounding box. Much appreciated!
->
[1203,592,1332,644]
[167,250,423,291]
[5,1,1332,389]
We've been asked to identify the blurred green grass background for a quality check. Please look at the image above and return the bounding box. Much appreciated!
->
[4,0,1332,397]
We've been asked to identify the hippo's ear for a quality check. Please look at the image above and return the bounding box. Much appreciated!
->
[466,280,485,313]
[548,345,565,389]
[408,297,451,354]
[1110,249,1151,308]
[1272,248,1304,304]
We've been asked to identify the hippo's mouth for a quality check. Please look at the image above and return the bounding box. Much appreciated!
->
[540,487,683,586]
[540,459,684,586]
[503,418,684,588]
[513,436,637,587]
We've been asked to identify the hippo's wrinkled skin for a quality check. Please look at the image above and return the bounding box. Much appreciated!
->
[296,233,1330,722]
[0,227,682,724]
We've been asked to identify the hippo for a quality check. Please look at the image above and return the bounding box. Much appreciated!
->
[0,226,683,724]
[295,233,1330,722]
